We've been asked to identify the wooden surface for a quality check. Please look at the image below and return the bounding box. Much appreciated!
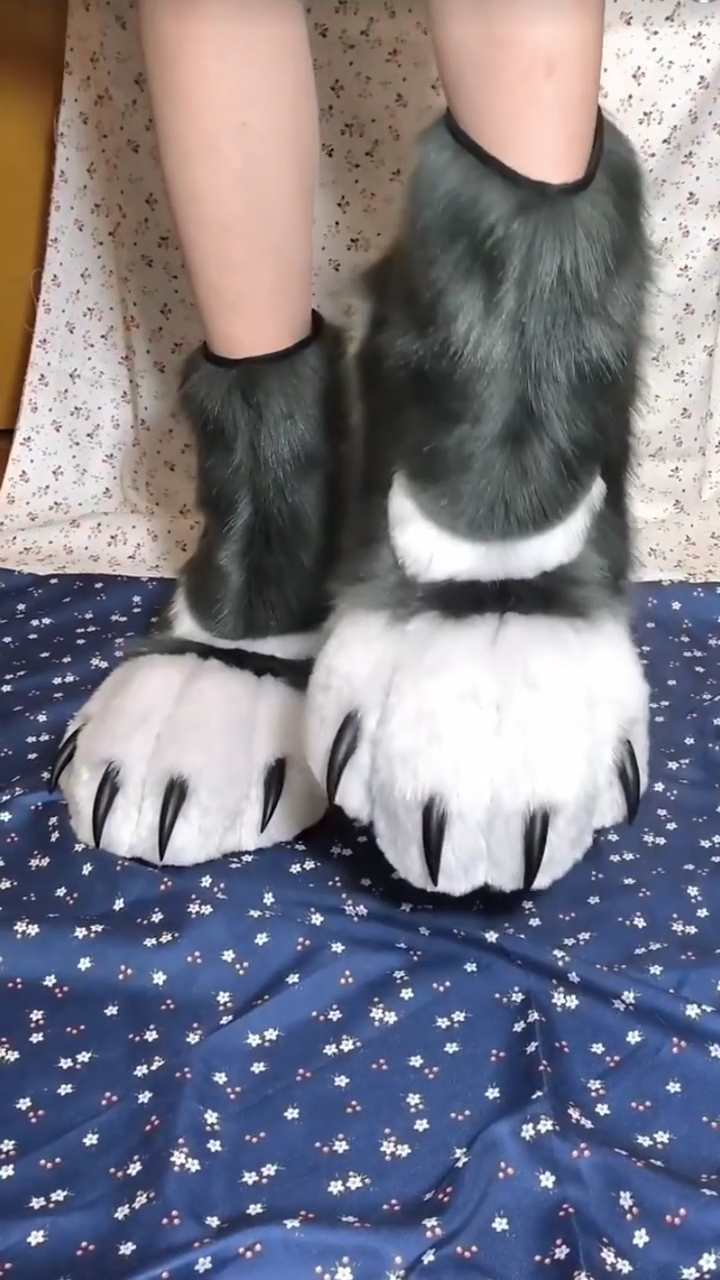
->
[0,432,12,488]
[0,0,68,432]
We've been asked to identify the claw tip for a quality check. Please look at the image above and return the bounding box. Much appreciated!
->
[260,758,287,834]
[158,775,189,863]
[92,762,121,849]
[422,797,447,888]
[523,809,550,891]
[618,739,641,826]
[49,725,82,793]
[326,711,361,806]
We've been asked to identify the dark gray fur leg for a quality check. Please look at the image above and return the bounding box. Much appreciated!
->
[306,117,652,898]
[54,325,346,869]
[176,313,347,641]
[345,111,651,622]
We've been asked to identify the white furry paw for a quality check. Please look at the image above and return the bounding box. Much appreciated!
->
[53,651,327,866]
[306,608,649,896]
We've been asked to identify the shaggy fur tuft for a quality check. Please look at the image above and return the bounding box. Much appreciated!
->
[306,111,653,896]
[178,314,347,641]
[56,110,653,892]
[346,112,650,619]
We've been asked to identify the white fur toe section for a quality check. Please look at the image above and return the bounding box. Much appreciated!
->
[60,654,326,865]
[307,607,649,897]
[305,609,405,823]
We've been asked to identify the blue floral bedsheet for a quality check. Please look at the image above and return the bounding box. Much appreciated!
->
[0,571,719,1280]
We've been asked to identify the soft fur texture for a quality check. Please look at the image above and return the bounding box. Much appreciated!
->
[167,587,322,659]
[179,313,347,640]
[57,320,343,864]
[62,648,325,866]
[306,111,652,895]
[350,112,648,556]
[388,471,607,583]
[306,607,649,895]
[55,110,652,893]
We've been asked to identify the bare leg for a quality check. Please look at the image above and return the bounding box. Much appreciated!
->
[138,0,318,358]
[428,0,604,184]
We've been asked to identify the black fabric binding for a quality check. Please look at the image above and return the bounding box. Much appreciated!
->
[202,309,324,368]
[444,107,604,196]
[127,635,313,692]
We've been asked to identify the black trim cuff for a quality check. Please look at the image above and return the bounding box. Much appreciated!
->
[444,107,604,196]
[202,309,324,368]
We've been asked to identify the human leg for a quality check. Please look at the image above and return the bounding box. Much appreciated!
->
[138,0,318,358]
[428,0,603,185]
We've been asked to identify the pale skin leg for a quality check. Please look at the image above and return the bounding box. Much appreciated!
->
[138,0,604,352]
[428,0,605,183]
[137,0,318,359]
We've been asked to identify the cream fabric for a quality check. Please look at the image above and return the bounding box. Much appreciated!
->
[1,0,719,579]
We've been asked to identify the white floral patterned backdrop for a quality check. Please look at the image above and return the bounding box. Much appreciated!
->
[0,0,719,579]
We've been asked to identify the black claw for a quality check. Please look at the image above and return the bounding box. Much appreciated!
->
[260,758,286,834]
[92,763,121,849]
[422,797,448,888]
[49,725,82,792]
[523,809,550,891]
[618,739,641,826]
[326,712,361,805]
[158,775,189,862]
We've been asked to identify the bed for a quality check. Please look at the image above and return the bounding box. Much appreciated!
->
[0,567,718,1279]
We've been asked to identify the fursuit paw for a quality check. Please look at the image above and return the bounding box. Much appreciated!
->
[306,609,650,896]
[52,650,327,865]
